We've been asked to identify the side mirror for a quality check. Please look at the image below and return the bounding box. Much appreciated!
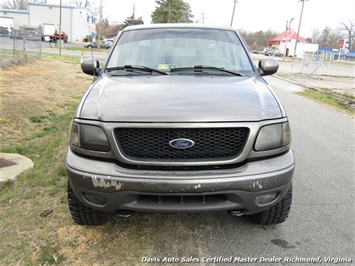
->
[258,59,279,76]
[81,58,101,76]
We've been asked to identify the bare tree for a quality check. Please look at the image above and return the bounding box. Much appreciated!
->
[318,26,335,48]
[310,28,321,44]
[1,0,49,9]
[95,0,105,48]
[239,29,278,50]
[73,0,92,8]
[2,0,27,9]
[339,19,355,50]
[102,24,122,38]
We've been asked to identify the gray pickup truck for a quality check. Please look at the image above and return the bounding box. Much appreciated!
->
[66,24,294,226]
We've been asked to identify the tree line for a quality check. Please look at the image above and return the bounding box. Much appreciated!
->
[239,23,354,51]
[2,0,354,49]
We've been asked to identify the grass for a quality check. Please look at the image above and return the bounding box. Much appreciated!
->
[0,48,40,69]
[65,46,109,52]
[41,52,83,64]
[43,45,109,53]
[0,54,154,265]
[297,89,355,116]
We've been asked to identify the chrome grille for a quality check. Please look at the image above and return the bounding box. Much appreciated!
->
[115,127,249,160]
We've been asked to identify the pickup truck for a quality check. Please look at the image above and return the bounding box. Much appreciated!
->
[66,24,294,226]
[43,30,68,43]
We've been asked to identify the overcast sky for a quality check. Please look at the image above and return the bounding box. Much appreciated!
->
[102,0,354,37]
[1,0,354,38]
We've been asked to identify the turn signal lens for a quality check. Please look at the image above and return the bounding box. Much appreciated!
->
[69,122,79,147]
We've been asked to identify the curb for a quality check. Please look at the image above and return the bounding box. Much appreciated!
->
[0,153,34,187]
[274,74,355,106]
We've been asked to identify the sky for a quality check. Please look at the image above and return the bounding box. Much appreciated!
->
[100,0,355,38]
[1,0,354,38]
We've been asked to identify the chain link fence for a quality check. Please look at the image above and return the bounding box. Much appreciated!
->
[0,25,42,69]
[301,52,325,78]
[300,51,339,78]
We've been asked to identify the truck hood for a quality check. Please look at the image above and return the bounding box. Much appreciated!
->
[79,75,282,122]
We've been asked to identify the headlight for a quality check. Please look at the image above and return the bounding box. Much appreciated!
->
[69,122,110,152]
[254,122,290,151]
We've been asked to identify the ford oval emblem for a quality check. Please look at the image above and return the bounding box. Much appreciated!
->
[169,138,195,149]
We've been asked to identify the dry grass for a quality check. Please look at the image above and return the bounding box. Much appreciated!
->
[0,58,87,147]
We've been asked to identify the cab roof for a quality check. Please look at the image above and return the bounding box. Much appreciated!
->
[123,23,236,32]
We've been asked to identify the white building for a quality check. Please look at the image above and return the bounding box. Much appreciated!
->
[0,3,96,42]
[268,29,319,57]
[0,9,28,30]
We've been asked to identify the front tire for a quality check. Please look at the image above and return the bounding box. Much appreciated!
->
[251,184,293,225]
[68,182,109,225]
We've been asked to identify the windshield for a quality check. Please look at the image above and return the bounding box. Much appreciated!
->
[106,28,254,75]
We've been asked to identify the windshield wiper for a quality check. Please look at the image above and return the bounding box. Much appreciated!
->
[106,65,168,75]
[171,65,245,76]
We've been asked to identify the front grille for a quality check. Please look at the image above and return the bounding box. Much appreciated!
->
[115,127,249,161]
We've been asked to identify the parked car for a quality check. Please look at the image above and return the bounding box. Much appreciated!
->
[252,50,263,54]
[262,47,271,55]
[84,40,111,49]
[265,49,284,57]
[9,28,40,40]
[25,30,40,40]
[9,29,23,39]
[103,38,115,43]
[67,24,294,226]
[0,26,9,36]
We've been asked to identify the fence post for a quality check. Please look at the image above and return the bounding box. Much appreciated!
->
[13,33,16,55]
[38,25,42,59]
[22,25,26,53]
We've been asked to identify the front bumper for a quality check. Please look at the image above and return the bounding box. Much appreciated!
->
[66,148,294,214]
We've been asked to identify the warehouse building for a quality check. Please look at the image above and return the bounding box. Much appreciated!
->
[0,2,96,42]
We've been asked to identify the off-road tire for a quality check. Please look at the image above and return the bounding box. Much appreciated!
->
[68,182,109,226]
[251,184,293,225]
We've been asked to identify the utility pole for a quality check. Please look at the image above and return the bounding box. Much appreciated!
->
[294,0,306,58]
[59,0,62,55]
[230,0,238,27]
[132,3,135,21]
[201,13,205,24]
